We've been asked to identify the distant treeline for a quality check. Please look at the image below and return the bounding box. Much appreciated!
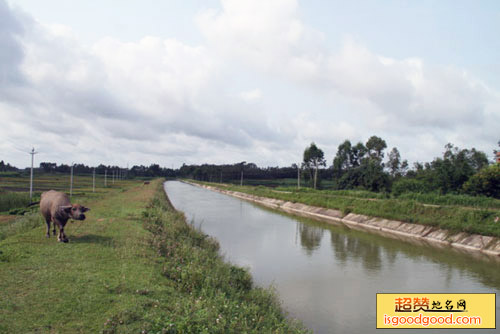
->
[1,161,175,178]
[0,161,17,172]
[177,163,303,182]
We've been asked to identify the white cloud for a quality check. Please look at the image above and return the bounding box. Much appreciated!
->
[238,89,262,102]
[196,0,499,159]
[196,0,325,82]
[1,0,499,169]
[1,0,290,167]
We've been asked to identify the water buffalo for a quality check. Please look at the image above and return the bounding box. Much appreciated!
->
[40,190,90,243]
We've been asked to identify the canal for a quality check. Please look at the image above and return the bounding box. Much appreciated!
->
[164,181,499,333]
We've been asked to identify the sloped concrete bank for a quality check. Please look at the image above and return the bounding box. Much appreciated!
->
[184,181,500,259]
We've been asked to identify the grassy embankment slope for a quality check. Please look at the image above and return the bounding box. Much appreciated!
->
[0,179,307,333]
[193,181,500,238]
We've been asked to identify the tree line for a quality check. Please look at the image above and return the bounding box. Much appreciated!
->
[301,136,499,198]
[1,162,176,178]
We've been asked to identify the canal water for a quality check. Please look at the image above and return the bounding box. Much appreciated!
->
[164,181,500,334]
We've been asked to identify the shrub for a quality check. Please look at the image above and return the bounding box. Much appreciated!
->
[463,164,500,198]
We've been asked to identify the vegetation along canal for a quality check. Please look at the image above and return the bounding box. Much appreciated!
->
[164,181,500,334]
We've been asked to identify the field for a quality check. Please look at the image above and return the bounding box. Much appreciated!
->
[194,180,500,238]
[0,178,306,333]
[0,172,126,214]
[0,170,115,193]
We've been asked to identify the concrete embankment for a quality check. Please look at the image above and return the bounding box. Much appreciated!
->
[185,181,500,259]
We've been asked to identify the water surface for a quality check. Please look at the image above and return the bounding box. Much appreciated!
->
[164,181,500,333]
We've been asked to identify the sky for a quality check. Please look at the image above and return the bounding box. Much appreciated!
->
[1,0,499,169]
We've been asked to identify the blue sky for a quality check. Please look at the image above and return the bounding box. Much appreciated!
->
[2,0,499,168]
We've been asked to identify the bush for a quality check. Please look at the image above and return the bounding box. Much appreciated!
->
[463,164,500,198]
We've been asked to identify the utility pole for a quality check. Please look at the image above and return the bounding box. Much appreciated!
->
[104,169,107,187]
[240,161,245,186]
[297,163,301,189]
[92,168,95,193]
[29,147,38,202]
[314,165,318,190]
[70,163,74,198]
[112,170,115,184]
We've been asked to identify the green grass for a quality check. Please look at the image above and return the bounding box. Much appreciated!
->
[396,192,500,209]
[0,171,22,177]
[0,179,307,333]
[0,211,41,241]
[194,181,500,238]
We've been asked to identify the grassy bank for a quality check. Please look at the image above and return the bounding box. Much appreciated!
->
[193,181,500,238]
[0,179,307,333]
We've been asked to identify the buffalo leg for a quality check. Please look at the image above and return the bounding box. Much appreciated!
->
[55,221,64,242]
[60,222,69,243]
[45,218,51,238]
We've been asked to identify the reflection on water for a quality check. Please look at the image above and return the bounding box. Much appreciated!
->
[165,181,500,334]
[329,226,383,273]
[298,223,324,255]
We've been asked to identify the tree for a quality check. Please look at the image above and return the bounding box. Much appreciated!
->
[386,147,408,178]
[350,142,367,167]
[40,162,57,173]
[400,160,409,176]
[366,136,387,161]
[494,140,500,163]
[412,144,489,193]
[332,138,391,190]
[0,160,17,172]
[387,147,401,177]
[463,164,500,198]
[333,140,352,173]
[332,140,367,185]
[303,142,326,189]
[359,158,390,192]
